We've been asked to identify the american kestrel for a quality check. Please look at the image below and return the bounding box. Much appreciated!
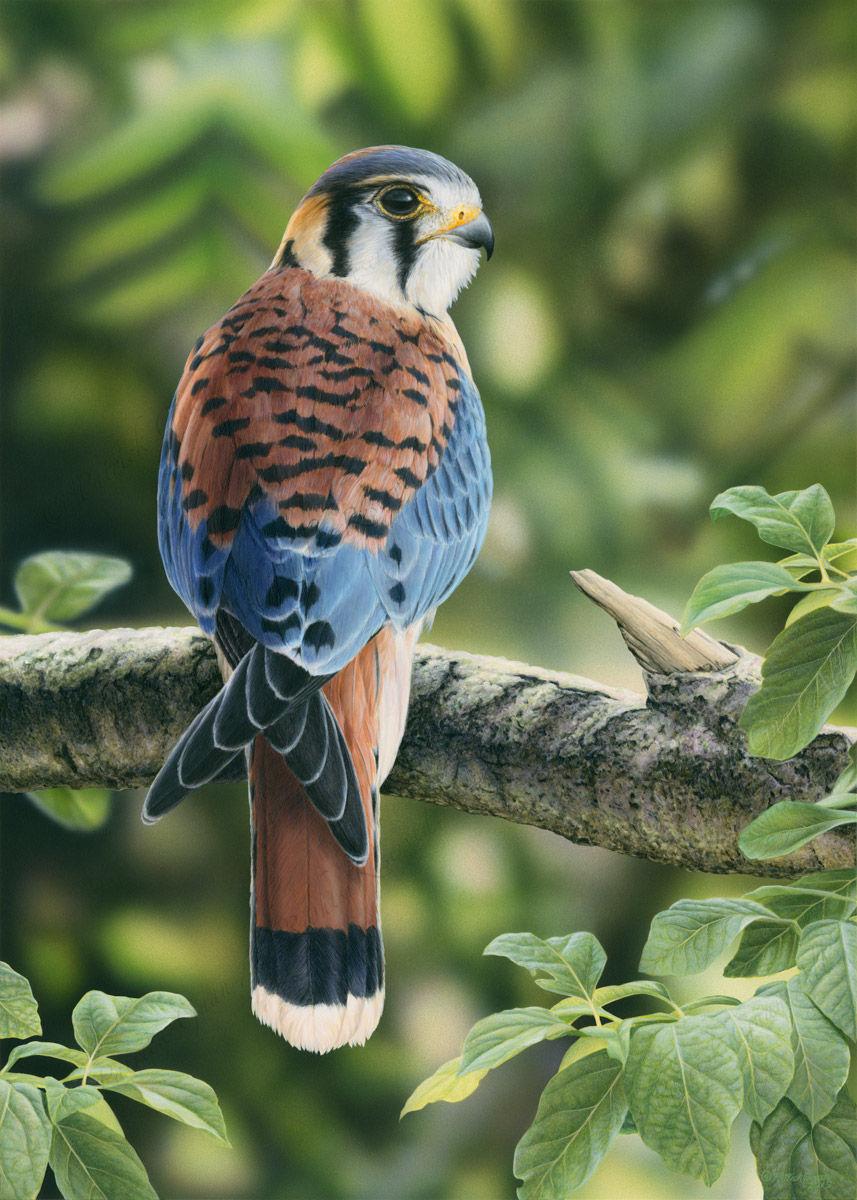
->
[145,146,493,1052]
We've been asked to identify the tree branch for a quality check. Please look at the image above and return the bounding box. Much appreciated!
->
[1,575,853,878]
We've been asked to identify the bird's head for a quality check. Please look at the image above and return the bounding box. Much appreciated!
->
[274,145,493,316]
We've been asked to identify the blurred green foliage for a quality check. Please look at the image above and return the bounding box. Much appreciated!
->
[1,2,854,1197]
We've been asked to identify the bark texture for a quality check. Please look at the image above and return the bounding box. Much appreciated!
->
[0,610,853,878]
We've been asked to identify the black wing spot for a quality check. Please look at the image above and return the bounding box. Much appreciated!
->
[304,621,336,651]
[182,489,208,511]
[212,417,251,438]
[266,576,300,607]
[208,506,243,536]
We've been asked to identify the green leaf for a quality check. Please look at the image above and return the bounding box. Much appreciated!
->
[795,920,857,1040]
[626,1016,743,1185]
[513,1049,627,1199]
[744,884,856,925]
[795,869,856,898]
[816,791,857,810]
[99,1069,229,1144]
[824,539,857,561]
[3,1041,88,1070]
[26,788,112,833]
[549,998,596,1021]
[400,1057,488,1117]
[0,963,41,1040]
[484,932,606,1000]
[639,897,774,975]
[723,919,799,977]
[49,1111,157,1200]
[459,1008,571,1074]
[42,1082,125,1137]
[739,801,857,860]
[682,996,742,1012]
[785,589,844,628]
[710,484,835,557]
[592,981,676,1009]
[832,744,857,793]
[715,996,793,1123]
[576,1021,633,1064]
[760,979,849,1124]
[0,1080,51,1200]
[72,991,195,1058]
[739,608,857,760]
[14,552,132,624]
[559,1038,605,1070]
[43,1083,103,1124]
[681,561,811,633]
[751,1093,857,1200]
[830,578,857,615]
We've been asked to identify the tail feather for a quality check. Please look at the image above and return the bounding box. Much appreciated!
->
[249,736,382,1052]
[249,637,392,1052]
[142,644,331,824]
[144,624,419,1051]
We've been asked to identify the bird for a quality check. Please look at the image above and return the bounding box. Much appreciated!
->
[144,146,493,1053]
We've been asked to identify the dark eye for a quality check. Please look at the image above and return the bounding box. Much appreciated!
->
[378,186,421,218]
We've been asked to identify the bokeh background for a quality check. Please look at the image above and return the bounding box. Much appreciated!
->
[1,2,854,1197]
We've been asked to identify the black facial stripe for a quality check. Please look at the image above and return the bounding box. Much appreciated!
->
[275,238,301,269]
[322,187,365,277]
[393,218,419,294]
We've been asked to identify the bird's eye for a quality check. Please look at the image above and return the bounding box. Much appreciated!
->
[377,187,421,218]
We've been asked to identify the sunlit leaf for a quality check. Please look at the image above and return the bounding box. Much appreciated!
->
[0,963,41,1040]
[26,789,111,833]
[830,578,857,614]
[484,932,606,999]
[626,1016,743,1185]
[724,919,799,977]
[459,1007,570,1073]
[714,996,793,1123]
[710,484,835,556]
[759,979,849,1124]
[795,920,857,1040]
[71,991,195,1058]
[49,1111,157,1200]
[3,1042,86,1070]
[400,1057,488,1117]
[738,801,856,860]
[592,980,675,1008]
[99,1068,229,1144]
[43,1083,102,1124]
[514,1049,627,1199]
[739,608,857,760]
[785,588,843,627]
[14,552,132,624]
[751,1092,857,1200]
[639,897,774,975]
[681,560,811,633]
[0,1080,51,1200]
[743,884,855,926]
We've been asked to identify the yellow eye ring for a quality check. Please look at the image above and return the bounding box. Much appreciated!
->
[376,185,424,219]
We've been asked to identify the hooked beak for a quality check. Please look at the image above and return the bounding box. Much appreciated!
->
[426,207,495,260]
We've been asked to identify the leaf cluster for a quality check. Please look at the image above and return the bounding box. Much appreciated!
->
[406,482,856,1198]
[683,484,857,858]
[1,551,132,833]
[0,962,228,1200]
[683,484,857,761]
[404,889,857,1199]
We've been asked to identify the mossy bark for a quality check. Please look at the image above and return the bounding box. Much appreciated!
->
[1,626,852,878]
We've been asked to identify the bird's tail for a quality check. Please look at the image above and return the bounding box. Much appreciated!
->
[249,639,386,1052]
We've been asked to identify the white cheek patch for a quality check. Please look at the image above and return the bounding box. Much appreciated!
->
[340,213,402,305]
[405,238,481,315]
